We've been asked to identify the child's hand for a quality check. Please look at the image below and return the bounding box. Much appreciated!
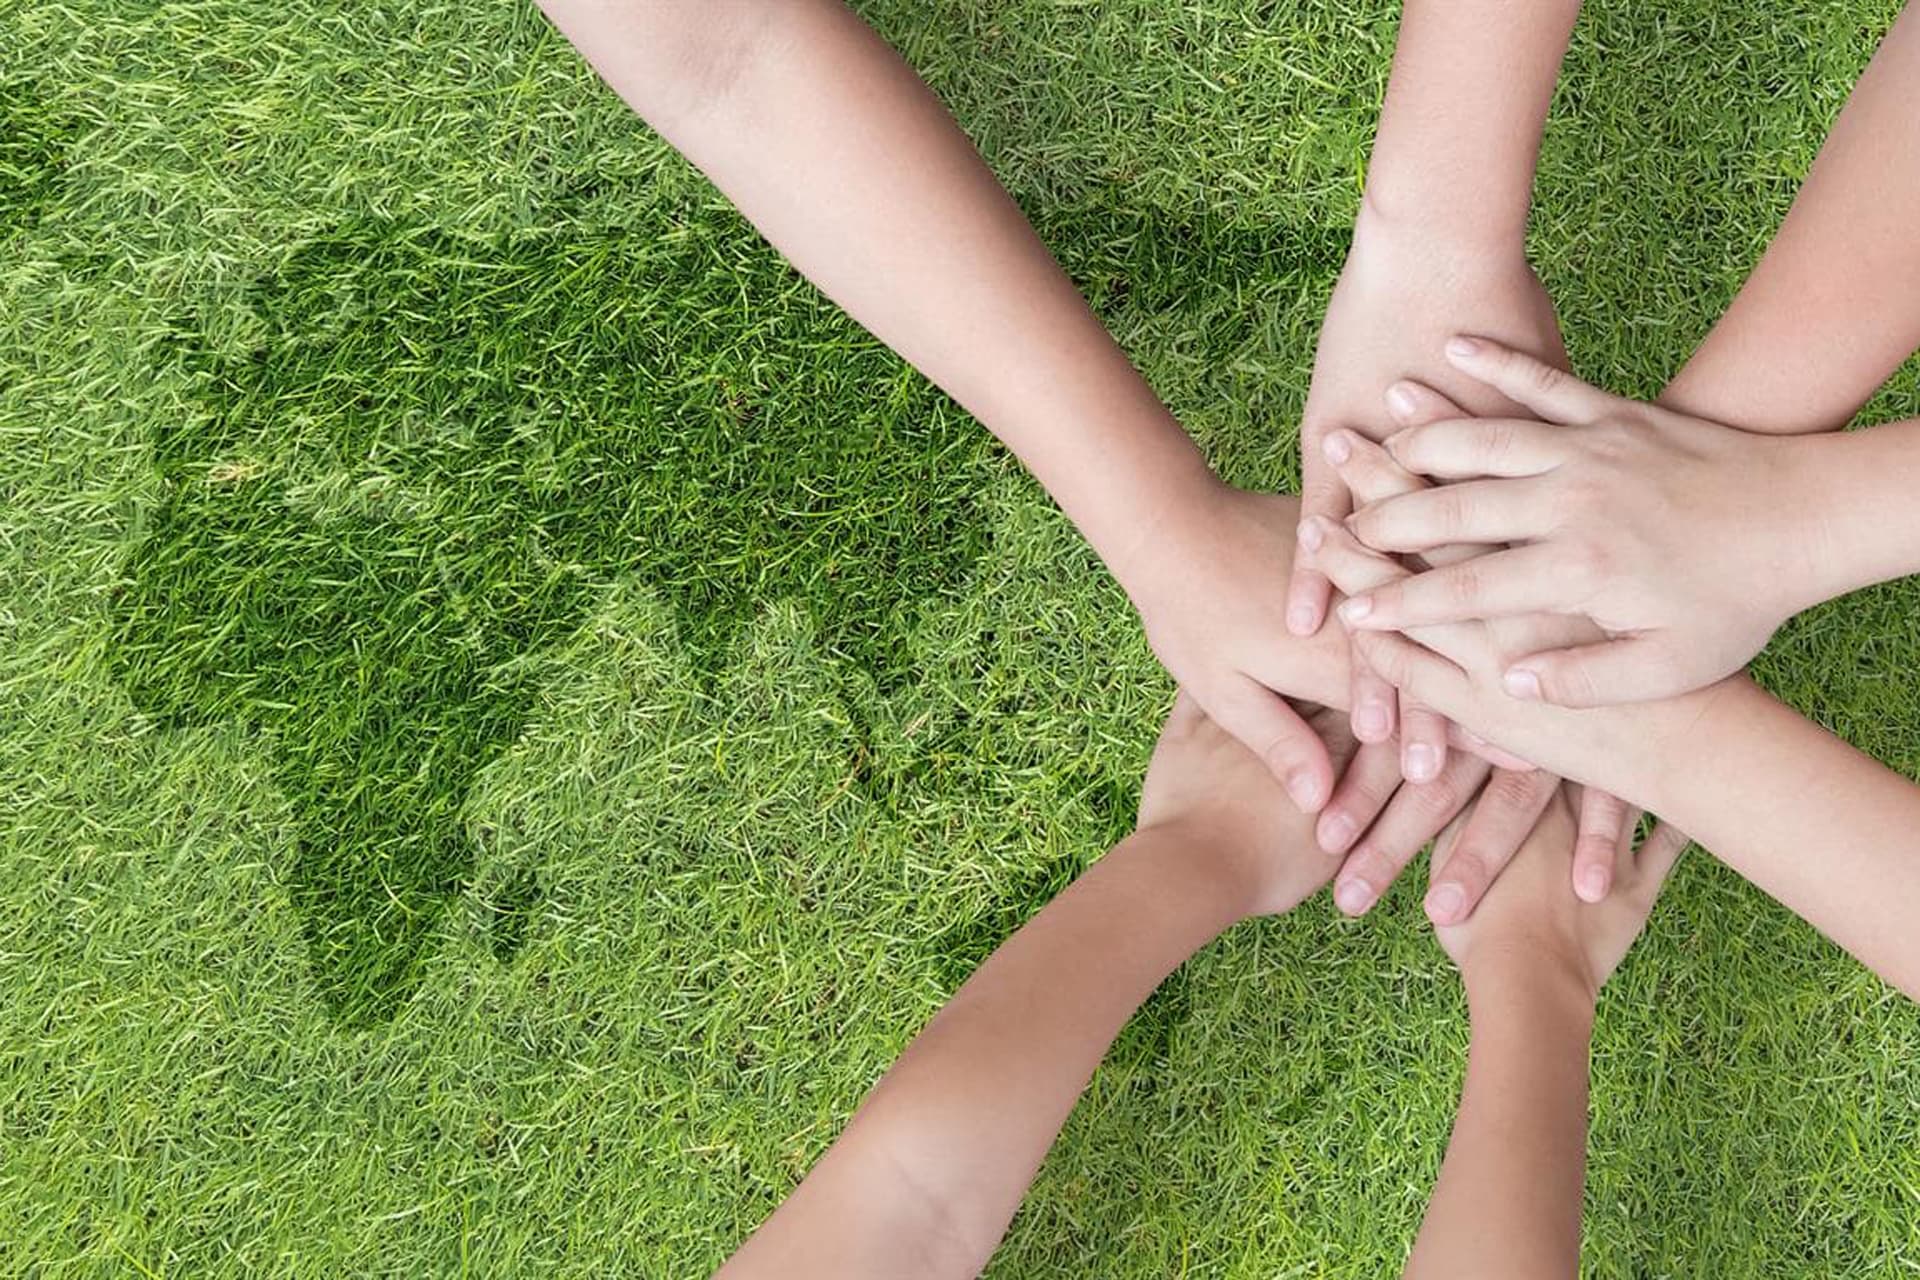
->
[1289,205,1567,777]
[1314,415,1640,907]
[1432,787,1686,1001]
[1121,484,1355,813]
[1299,515,1741,819]
[1340,336,1810,706]
[1138,693,1359,917]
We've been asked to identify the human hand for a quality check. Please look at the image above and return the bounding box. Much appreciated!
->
[1432,786,1687,1002]
[1121,483,1529,822]
[1289,203,1567,780]
[1138,692,1360,918]
[1299,514,1744,818]
[1341,336,1811,705]
[1121,483,1349,813]
[1315,403,1640,907]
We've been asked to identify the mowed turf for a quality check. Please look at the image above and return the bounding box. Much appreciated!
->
[2,0,1918,1275]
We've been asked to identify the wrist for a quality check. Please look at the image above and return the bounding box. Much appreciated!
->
[1129,819,1268,924]
[1765,432,1855,617]
[1089,444,1229,599]
[1354,186,1531,263]
[1463,946,1597,1031]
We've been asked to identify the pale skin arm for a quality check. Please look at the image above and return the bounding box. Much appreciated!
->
[1301,520,1920,1003]
[717,697,1357,1278]
[535,0,1344,806]
[1660,5,1920,434]
[1335,339,1920,706]
[1290,0,1579,775]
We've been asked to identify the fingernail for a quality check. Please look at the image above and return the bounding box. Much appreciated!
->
[1297,518,1325,551]
[1503,668,1542,701]
[1287,604,1318,635]
[1322,431,1353,465]
[1578,867,1610,902]
[1338,595,1373,624]
[1288,769,1322,811]
[1319,813,1357,853]
[1335,878,1376,915]
[1445,336,1483,360]
[1355,702,1390,740]
[1404,743,1438,782]
[1386,383,1418,419]
[1425,883,1466,924]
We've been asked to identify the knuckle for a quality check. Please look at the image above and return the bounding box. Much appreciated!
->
[1412,777,1461,818]
[1524,358,1565,396]
[1486,769,1545,811]
[1444,563,1483,607]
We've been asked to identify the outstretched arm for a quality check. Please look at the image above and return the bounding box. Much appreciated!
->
[1302,518,1920,1003]
[1289,0,1578,774]
[717,697,1357,1278]
[1406,795,1683,1277]
[1661,5,1920,434]
[538,0,1341,804]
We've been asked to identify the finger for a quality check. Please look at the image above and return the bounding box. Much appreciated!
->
[1338,544,1583,631]
[1351,630,1473,727]
[1442,336,1619,426]
[1505,636,1685,708]
[1316,738,1404,856]
[1383,378,1471,430]
[1326,430,1499,569]
[1288,454,1350,636]
[1425,767,1560,924]
[1332,752,1490,917]
[1383,416,1566,480]
[1399,698,1448,784]
[1572,788,1632,902]
[1206,673,1335,812]
[1296,515,1410,599]
[1632,821,1691,898]
[1348,478,1551,554]
[1323,429,1425,507]
[1349,645,1398,744]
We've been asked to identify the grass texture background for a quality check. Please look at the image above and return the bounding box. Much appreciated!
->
[3,0,1919,1274]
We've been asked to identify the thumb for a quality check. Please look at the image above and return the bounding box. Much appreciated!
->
[1504,637,1683,709]
[1205,673,1334,813]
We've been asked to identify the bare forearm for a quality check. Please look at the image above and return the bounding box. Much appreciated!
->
[1617,682,1920,1001]
[1778,418,1920,610]
[538,0,1215,582]
[1662,7,1920,433]
[1406,964,1592,1279]
[717,826,1251,1279]
[1363,0,1580,245]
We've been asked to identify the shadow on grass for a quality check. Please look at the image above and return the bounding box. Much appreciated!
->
[111,217,1002,1023]
[107,196,1353,1025]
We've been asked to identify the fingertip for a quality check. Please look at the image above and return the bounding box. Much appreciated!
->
[1445,335,1485,362]
[1285,571,1327,636]
[1502,667,1542,701]
[1334,876,1377,917]
[1424,882,1467,926]
[1317,811,1359,855]
[1576,865,1611,903]
[1352,699,1392,743]
[1385,383,1419,422]
[1402,742,1440,784]
[1322,430,1354,466]
[1287,766,1330,814]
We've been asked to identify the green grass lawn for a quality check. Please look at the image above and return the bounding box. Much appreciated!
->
[3,0,1918,1274]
